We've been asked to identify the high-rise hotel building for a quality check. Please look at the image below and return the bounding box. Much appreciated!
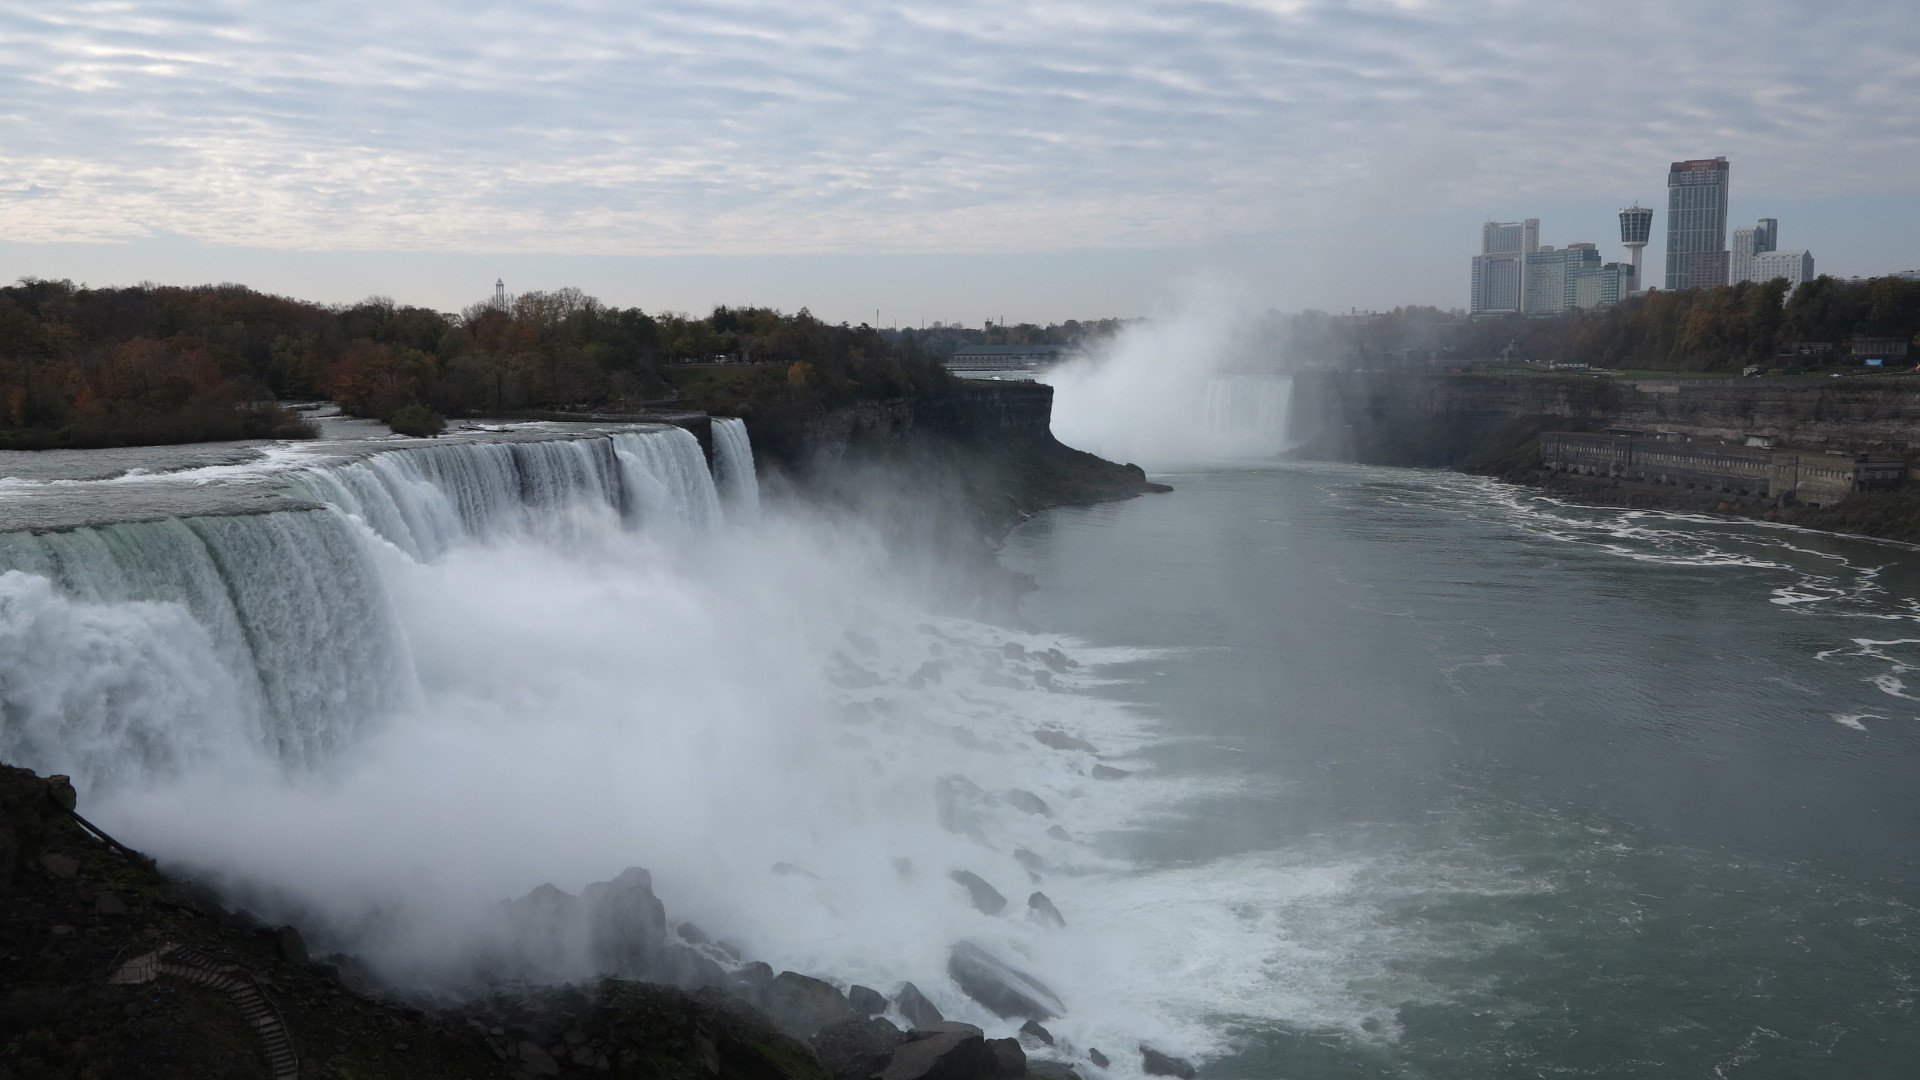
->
[1470,218,1538,315]
[1665,157,1730,290]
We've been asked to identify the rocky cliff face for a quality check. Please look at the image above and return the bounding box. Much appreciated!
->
[1293,370,1920,457]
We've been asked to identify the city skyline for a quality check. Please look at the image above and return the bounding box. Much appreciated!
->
[1,1,1915,324]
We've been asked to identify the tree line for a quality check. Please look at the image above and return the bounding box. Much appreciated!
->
[1296,275,1920,372]
[0,279,954,448]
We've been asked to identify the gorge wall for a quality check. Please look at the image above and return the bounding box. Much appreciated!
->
[1290,369,1920,465]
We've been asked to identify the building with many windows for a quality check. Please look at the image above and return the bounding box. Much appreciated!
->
[1525,244,1602,313]
[1751,249,1816,289]
[1731,218,1780,284]
[1666,157,1730,290]
[1572,263,1636,308]
[1470,218,1538,315]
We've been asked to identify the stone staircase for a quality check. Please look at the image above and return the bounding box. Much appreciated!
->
[111,943,300,1079]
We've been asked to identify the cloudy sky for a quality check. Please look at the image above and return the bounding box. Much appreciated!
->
[1,0,1915,322]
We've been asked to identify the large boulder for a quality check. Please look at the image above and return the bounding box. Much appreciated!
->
[1028,1063,1084,1080]
[1139,1045,1196,1078]
[895,982,945,1029]
[812,1017,908,1080]
[1027,892,1066,930]
[848,984,889,1016]
[1032,730,1096,753]
[985,1037,1026,1077]
[935,776,997,838]
[947,942,1064,1021]
[766,971,859,1039]
[582,867,670,972]
[879,1022,986,1080]
[1004,790,1053,817]
[950,871,1008,916]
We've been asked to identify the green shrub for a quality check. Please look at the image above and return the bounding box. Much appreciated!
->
[387,403,445,437]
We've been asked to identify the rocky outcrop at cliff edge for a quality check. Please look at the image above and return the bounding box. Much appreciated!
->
[1,761,1131,1080]
[742,381,1170,531]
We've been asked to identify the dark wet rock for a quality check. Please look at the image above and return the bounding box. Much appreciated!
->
[950,870,1008,915]
[880,1021,986,1080]
[773,860,823,879]
[1090,765,1131,780]
[1088,1048,1110,1068]
[39,852,79,880]
[909,659,948,688]
[895,981,945,1029]
[986,1036,1027,1077]
[727,960,776,1009]
[813,1016,907,1080]
[980,671,1024,690]
[1033,730,1096,753]
[893,857,915,879]
[714,938,744,961]
[1042,648,1078,671]
[676,920,711,945]
[1033,669,1056,689]
[846,629,881,656]
[1028,1062,1084,1080]
[1046,825,1071,841]
[518,1040,562,1076]
[1027,892,1066,930]
[1003,642,1029,659]
[274,924,309,965]
[947,941,1065,1020]
[1012,849,1045,874]
[583,866,670,976]
[767,970,858,1039]
[1139,1045,1196,1078]
[935,776,997,837]
[849,984,889,1016]
[1019,1019,1055,1046]
[1004,789,1053,817]
[93,892,129,916]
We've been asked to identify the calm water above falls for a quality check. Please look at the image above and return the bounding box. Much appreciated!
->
[1001,462,1920,1078]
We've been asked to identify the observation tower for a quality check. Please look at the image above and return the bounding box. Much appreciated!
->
[1618,205,1653,293]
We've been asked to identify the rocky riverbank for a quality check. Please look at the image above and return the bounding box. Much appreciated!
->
[1288,371,1920,546]
[1,762,1196,1080]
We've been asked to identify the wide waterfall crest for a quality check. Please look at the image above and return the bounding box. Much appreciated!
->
[0,423,748,785]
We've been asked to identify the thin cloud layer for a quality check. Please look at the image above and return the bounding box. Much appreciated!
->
[0,0,1913,255]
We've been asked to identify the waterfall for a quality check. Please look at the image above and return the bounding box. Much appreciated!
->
[710,418,761,517]
[1201,375,1293,449]
[0,509,411,782]
[0,422,741,786]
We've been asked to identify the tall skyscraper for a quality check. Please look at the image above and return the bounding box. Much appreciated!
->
[1665,157,1730,290]
[1471,218,1538,315]
[1618,206,1652,294]
[1731,218,1780,284]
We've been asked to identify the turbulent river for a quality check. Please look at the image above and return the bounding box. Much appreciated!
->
[2,399,1917,1078]
[1004,461,1920,1078]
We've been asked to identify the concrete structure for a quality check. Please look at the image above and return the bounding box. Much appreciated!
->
[1524,244,1602,314]
[945,344,1066,370]
[1853,338,1912,360]
[1751,249,1816,289]
[1540,431,1902,507]
[1666,157,1731,291]
[1471,218,1539,315]
[1572,263,1636,308]
[1731,218,1781,284]
[1618,206,1653,292]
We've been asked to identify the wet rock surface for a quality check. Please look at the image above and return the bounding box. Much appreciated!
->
[948,942,1066,1021]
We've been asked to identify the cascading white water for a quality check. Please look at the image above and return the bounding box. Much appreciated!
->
[0,418,1264,1074]
[710,417,761,517]
[1046,281,1295,468]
